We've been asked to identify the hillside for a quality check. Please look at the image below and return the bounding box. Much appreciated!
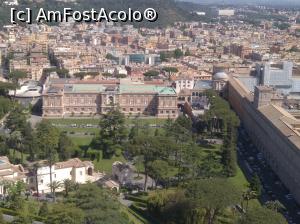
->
[0,0,196,28]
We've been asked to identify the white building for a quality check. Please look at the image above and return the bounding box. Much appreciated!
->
[0,157,26,195]
[218,9,235,17]
[174,77,195,94]
[4,0,18,6]
[28,158,95,194]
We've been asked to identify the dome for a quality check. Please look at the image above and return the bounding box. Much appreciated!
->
[213,72,229,80]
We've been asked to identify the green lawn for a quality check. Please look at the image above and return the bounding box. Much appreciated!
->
[46,117,167,136]
[45,118,100,125]
[70,136,94,147]
[92,155,127,174]
[69,136,126,174]
[229,166,261,209]
[228,166,249,190]
[45,117,167,126]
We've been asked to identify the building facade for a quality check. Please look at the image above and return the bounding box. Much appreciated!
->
[27,158,94,194]
[0,157,26,195]
[227,76,300,204]
[42,81,179,118]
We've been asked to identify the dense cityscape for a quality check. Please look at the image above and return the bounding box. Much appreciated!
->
[0,0,299,223]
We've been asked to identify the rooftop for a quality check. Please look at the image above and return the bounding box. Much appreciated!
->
[119,84,176,95]
[64,84,105,93]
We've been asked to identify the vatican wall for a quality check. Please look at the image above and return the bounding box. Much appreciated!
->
[228,77,300,204]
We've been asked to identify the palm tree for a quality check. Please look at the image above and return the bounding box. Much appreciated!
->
[242,190,257,211]
[9,131,23,162]
[265,200,284,212]
[33,163,40,198]
[63,179,74,197]
[47,181,62,202]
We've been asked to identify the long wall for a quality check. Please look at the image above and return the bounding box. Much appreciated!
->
[228,77,300,204]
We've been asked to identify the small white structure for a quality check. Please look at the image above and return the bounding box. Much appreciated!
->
[218,9,235,16]
[4,0,18,6]
[0,157,26,195]
[8,80,42,98]
[28,158,94,194]
[174,77,195,94]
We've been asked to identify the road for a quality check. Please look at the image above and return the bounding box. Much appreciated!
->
[238,127,299,224]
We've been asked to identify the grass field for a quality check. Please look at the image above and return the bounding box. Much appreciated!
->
[45,117,167,126]
[69,136,126,174]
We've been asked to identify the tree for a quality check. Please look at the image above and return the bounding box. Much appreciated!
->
[238,207,287,224]
[160,52,168,62]
[242,190,257,211]
[63,179,75,197]
[39,202,49,217]
[32,162,41,198]
[7,130,23,162]
[265,200,285,213]
[6,181,26,210]
[102,72,113,77]
[46,203,84,224]
[174,48,184,59]
[128,135,169,191]
[147,190,190,224]
[106,53,117,61]
[69,184,130,224]
[0,134,9,159]
[11,214,32,224]
[56,69,70,78]
[47,181,62,202]
[249,174,262,197]
[5,105,27,133]
[143,70,159,77]
[58,132,74,161]
[8,70,27,98]
[0,81,15,96]
[185,49,192,56]
[148,160,169,188]
[186,178,242,224]
[98,109,127,158]
[162,67,178,80]
[36,120,60,200]
[23,123,38,161]
[221,122,237,177]
[73,72,86,80]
